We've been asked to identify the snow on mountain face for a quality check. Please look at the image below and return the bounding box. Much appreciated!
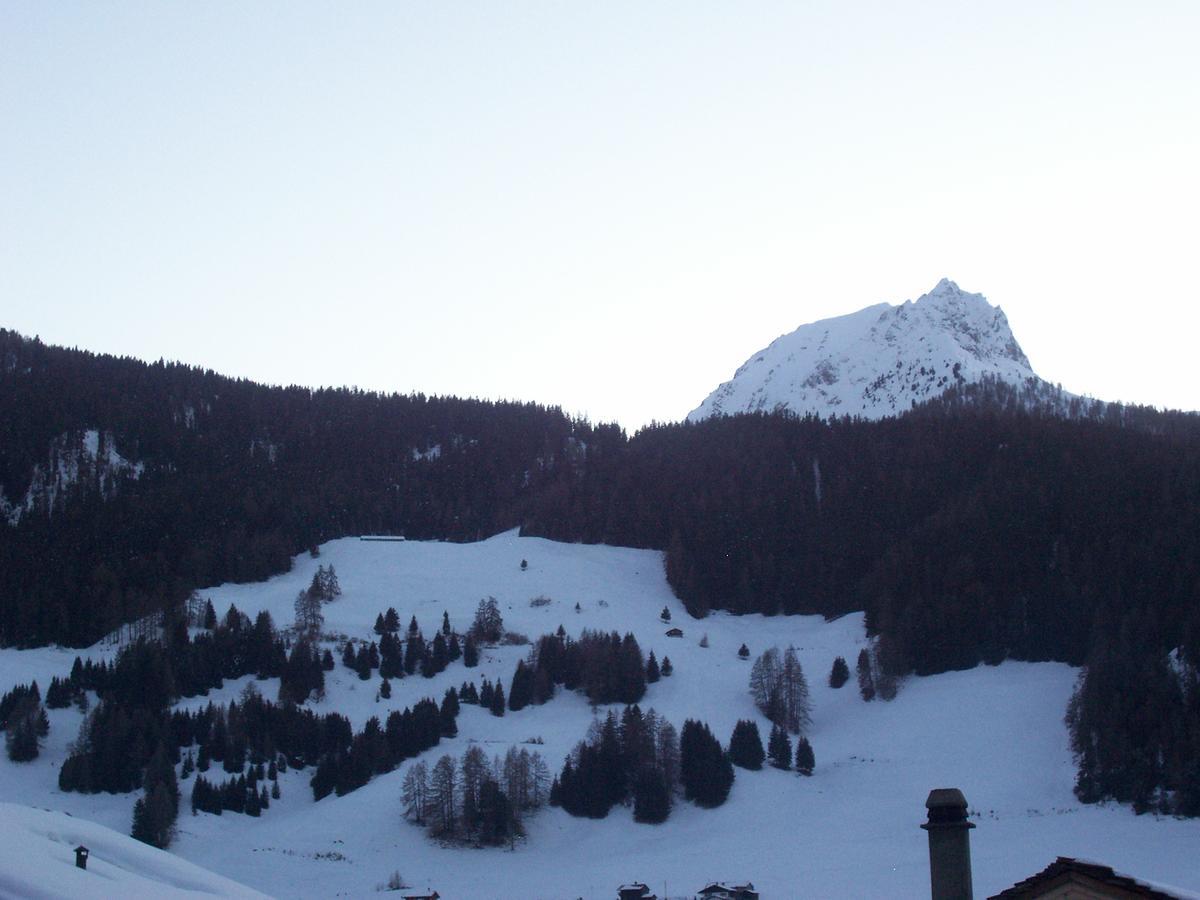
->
[1,429,144,526]
[688,279,1038,422]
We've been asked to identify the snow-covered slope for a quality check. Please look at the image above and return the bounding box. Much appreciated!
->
[689,279,1042,421]
[2,532,1198,899]
[0,802,267,900]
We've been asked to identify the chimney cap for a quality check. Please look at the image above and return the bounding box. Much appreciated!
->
[926,788,968,811]
[923,788,975,829]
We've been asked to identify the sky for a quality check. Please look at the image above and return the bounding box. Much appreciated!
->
[2,2,1198,431]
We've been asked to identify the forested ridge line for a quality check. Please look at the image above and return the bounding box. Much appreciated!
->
[4,328,1199,813]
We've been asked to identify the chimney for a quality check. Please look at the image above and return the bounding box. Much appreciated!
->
[921,788,974,900]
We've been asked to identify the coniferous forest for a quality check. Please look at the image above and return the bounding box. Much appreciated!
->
[2,328,1199,814]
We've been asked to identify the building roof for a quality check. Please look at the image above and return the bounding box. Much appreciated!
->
[990,857,1199,899]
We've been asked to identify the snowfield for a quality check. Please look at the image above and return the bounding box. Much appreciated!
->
[1,530,1197,899]
[0,802,268,899]
[688,278,1043,422]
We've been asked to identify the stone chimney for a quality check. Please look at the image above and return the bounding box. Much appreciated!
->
[921,788,974,900]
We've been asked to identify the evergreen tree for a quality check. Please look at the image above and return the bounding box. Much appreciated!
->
[660,656,673,677]
[430,632,449,675]
[490,682,506,717]
[632,767,671,823]
[829,656,850,689]
[767,723,792,770]
[679,719,733,808]
[738,643,750,659]
[795,736,815,776]
[728,719,765,770]
[404,632,425,676]
[509,660,534,712]
[4,705,40,762]
[463,634,479,668]
[645,650,661,683]
[383,607,400,634]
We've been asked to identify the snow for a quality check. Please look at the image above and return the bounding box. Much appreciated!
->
[2,531,1198,899]
[689,278,1043,422]
[3,429,144,525]
[0,803,268,899]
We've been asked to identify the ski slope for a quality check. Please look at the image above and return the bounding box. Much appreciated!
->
[1,531,1197,898]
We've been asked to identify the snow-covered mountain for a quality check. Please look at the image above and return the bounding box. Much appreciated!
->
[689,279,1044,422]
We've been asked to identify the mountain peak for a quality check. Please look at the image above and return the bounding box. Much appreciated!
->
[688,280,1039,422]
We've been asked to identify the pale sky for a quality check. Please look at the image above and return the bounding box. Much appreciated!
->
[3,2,1198,430]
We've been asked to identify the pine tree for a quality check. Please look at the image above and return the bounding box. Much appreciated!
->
[4,698,42,762]
[404,632,425,676]
[728,720,765,770]
[632,767,671,824]
[660,656,673,677]
[490,682,506,717]
[430,632,448,674]
[738,643,750,659]
[679,719,733,808]
[767,723,792,770]
[509,660,534,712]
[463,634,479,668]
[829,656,850,689]
[645,651,661,683]
[795,736,815,776]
